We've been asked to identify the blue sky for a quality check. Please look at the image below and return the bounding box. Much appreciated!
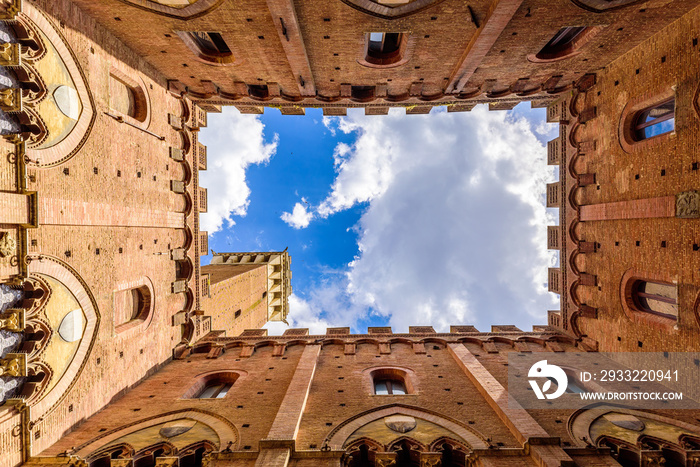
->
[199,104,560,335]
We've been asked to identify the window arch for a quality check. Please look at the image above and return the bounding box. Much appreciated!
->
[630,280,678,320]
[113,277,155,333]
[529,26,602,62]
[619,90,676,153]
[358,32,411,68]
[620,270,679,327]
[184,371,240,399]
[570,0,644,13]
[178,31,235,66]
[108,70,149,123]
[370,368,411,395]
[632,97,675,141]
[114,285,152,328]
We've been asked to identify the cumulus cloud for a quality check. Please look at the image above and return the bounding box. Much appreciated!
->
[280,199,314,229]
[199,108,278,234]
[289,106,559,333]
[265,293,333,336]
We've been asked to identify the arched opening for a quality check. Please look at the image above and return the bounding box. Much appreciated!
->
[184,371,240,399]
[370,368,411,395]
[629,280,678,320]
[178,31,235,65]
[109,74,148,122]
[363,32,407,67]
[530,26,601,62]
[632,97,675,141]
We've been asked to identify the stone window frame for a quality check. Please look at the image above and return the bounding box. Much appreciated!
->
[528,26,603,63]
[619,88,676,154]
[620,269,678,329]
[108,66,151,130]
[176,31,237,66]
[358,32,414,69]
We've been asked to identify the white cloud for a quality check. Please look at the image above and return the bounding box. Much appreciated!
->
[265,293,332,335]
[287,106,559,333]
[281,199,314,229]
[198,108,278,234]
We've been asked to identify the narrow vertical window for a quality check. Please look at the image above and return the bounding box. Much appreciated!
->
[634,98,675,140]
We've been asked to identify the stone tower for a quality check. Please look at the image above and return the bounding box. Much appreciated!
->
[201,250,292,336]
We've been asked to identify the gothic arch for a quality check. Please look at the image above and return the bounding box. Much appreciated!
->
[339,0,447,19]
[21,3,95,167]
[26,255,99,418]
[325,404,488,450]
[114,0,225,19]
[73,410,238,458]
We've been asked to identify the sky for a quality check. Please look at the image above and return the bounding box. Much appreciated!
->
[199,104,561,335]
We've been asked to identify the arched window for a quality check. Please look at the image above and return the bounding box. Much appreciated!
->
[109,73,148,123]
[114,284,153,332]
[363,32,407,67]
[196,381,232,399]
[370,368,410,395]
[631,280,678,319]
[184,372,240,399]
[374,378,406,395]
[536,27,586,60]
[571,0,643,13]
[178,31,235,65]
[633,97,675,140]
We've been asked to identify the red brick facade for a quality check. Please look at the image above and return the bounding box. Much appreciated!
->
[1,0,700,466]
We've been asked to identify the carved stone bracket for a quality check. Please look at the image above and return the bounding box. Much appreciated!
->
[0,352,27,377]
[0,0,21,20]
[0,42,20,66]
[0,87,22,112]
[0,308,25,331]
[676,191,700,219]
[154,457,178,467]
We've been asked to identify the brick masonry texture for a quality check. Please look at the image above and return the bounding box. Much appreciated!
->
[2,0,700,466]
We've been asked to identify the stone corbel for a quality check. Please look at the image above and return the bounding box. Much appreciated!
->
[0,308,25,331]
[109,459,134,467]
[0,87,22,112]
[419,452,441,466]
[0,352,27,377]
[0,42,20,66]
[0,0,21,20]
[375,452,397,467]
[154,457,179,467]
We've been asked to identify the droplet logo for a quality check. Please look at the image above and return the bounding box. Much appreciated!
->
[528,360,568,400]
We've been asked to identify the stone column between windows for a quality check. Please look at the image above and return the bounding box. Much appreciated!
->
[39,197,184,228]
[447,343,573,467]
[579,196,675,221]
[255,343,321,467]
